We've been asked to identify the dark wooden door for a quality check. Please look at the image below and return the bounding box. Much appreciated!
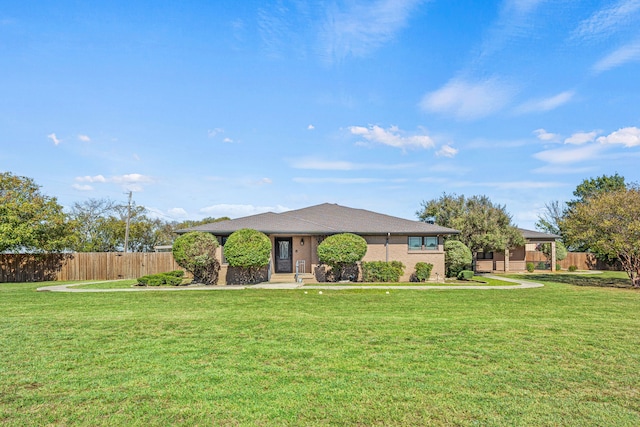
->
[275,237,293,273]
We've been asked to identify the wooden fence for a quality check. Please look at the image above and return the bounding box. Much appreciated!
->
[525,251,619,271]
[0,253,185,282]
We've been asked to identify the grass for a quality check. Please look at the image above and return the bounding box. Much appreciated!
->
[507,270,633,288]
[311,276,517,286]
[1,274,640,426]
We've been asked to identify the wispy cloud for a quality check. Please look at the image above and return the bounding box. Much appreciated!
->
[597,126,640,147]
[348,125,435,149]
[516,90,574,113]
[168,208,188,218]
[573,0,640,41]
[293,177,384,184]
[533,128,560,142]
[207,128,224,138]
[74,173,154,192]
[420,78,515,120]
[532,165,596,175]
[436,145,459,158]
[199,204,290,218]
[47,133,61,145]
[72,184,94,191]
[78,134,91,142]
[307,124,315,130]
[290,158,416,171]
[564,131,598,145]
[592,39,640,73]
[533,143,604,164]
[320,0,424,63]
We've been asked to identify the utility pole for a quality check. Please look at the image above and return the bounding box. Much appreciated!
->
[123,191,132,253]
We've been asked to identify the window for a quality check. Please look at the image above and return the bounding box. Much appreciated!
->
[219,236,228,264]
[408,236,439,251]
[476,251,493,260]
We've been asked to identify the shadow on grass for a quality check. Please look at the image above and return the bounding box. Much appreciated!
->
[513,273,632,289]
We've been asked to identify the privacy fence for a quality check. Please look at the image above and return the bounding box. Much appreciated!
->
[0,252,184,282]
[525,251,618,271]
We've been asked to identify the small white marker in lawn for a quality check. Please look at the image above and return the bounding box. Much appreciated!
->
[304,291,307,294]
[386,291,389,294]
[318,291,323,294]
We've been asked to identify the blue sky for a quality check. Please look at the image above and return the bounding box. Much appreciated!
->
[1,0,639,229]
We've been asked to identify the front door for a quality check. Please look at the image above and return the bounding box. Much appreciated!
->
[275,237,293,273]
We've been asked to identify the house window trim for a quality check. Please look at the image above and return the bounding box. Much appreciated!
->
[408,236,439,251]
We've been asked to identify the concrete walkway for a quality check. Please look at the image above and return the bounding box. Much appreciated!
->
[36,275,543,292]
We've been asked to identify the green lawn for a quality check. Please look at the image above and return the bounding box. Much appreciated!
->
[1,273,639,426]
[309,276,516,286]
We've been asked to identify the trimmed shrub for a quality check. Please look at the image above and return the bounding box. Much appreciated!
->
[444,240,472,278]
[537,261,547,270]
[172,232,220,285]
[414,262,433,282]
[137,272,184,286]
[457,270,474,280]
[317,233,367,281]
[526,262,535,273]
[568,265,578,272]
[362,261,405,282]
[224,228,271,284]
[556,263,562,271]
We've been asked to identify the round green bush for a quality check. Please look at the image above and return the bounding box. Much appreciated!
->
[317,233,367,281]
[444,240,472,278]
[223,228,271,283]
[172,232,220,285]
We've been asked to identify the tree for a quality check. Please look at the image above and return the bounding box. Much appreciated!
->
[568,173,626,208]
[540,241,567,263]
[172,232,220,284]
[67,198,176,252]
[0,172,70,253]
[561,186,640,287]
[535,200,563,237]
[317,233,367,281]
[174,217,230,230]
[417,193,525,254]
[444,240,472,278]
[223,228,271,284]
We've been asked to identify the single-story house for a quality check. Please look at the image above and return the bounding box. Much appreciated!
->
[178,203,459,284]
[474,228,561,273]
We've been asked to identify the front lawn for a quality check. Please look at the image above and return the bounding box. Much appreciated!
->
[1,278,639,426]
[308,276,516,286]
[506,270,632,288]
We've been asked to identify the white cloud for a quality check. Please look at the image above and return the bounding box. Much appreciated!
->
[222,137,235,143]
[573,0,640,40]
[199,204,290,218]
[534,143,604,164]
[75,175,107,183]
[293,177,383,184]
[207,128,224,138]
[593,40,640,73]
[320,0,423,63]
[258,178,273,185]
[420,78,515,120]
[597,126,640,147]
[564,131,598,145]
[47,133,61,145]
[168,208,188,218]
[348,124,434,149]
[290,158,416,170]
[78,134,91,142]
[533,128,559,141]
[72,184,93,191]
[516,91,575,113]
[436,145,458,158]
[110,174,154,185]
[307,124,315,130]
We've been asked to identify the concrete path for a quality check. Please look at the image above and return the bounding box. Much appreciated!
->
[37,275,543,292]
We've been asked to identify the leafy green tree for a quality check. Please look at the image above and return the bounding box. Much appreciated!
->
[68,198,176,252]
[535,200,563,237]
[175,217,230,230]
[223,228,271,284]
[317,233,367,281]
[0,172,70,253]
[417,193,525,255]
[568,173,626,208]
[561,186,640,287]
[172,232,220,284]
[540,240,567,262]
[444,240,473,278]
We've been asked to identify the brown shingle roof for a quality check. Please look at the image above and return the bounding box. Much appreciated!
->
[178,203,459,236]
[518,228,560,240]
